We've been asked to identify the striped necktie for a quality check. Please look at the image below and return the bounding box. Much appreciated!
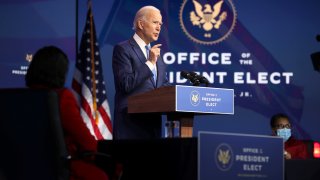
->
[145,45,157,83]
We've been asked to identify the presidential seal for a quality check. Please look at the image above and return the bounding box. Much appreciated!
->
[215,143,234,171]
[179,0,237,45]
[190,90,200,106]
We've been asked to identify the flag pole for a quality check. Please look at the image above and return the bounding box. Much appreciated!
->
[75,0,78,68]
[72,0,113,139]
[87,0,99,123]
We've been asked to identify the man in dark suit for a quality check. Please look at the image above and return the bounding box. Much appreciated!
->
[112,6,170,139]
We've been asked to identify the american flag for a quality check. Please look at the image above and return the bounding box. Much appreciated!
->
[72,5,112,140]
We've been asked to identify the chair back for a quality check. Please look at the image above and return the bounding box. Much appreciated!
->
[0,88,69,180]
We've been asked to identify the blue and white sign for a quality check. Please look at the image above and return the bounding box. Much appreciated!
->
[175,85,234,114]
[198,131,284,180]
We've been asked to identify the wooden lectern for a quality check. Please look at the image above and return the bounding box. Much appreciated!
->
[128,85,234,138]
[128,86,194,137]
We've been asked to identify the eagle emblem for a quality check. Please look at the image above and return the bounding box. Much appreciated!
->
[25,54,33,62]
[190,0,227,31]
[190,90,200,106]
[192,94,199,103]
[218,149,231,166]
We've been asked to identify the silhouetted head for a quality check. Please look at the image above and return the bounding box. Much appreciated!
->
[25,46,69,89]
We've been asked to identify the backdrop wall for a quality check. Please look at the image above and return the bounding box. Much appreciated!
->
[1,0,319,141]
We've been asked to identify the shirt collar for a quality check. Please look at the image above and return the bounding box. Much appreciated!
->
[133,33,150,58]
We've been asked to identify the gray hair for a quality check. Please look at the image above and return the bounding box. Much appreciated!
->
[132,6,160,31]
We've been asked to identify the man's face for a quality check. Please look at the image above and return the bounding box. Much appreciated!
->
[139,10,162,44]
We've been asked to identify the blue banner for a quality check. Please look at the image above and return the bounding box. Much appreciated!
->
[1,0,320,141]
[97,0,314,138]
[0,0,76,88]
[198,131,284,180]
[176,85,234,114]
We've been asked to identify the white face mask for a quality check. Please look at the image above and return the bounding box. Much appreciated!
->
[276,128,291,142]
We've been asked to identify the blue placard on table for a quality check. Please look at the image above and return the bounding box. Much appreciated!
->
[175,85,234,114]
[198,131,284,180]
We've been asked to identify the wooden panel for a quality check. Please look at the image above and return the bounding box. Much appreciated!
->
[128,86,176,113]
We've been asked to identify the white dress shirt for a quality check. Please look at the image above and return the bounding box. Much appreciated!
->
[133,33,157,74]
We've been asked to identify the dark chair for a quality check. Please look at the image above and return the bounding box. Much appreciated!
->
[0,88,70,180]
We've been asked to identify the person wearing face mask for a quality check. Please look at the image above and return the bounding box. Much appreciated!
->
[270,113,308,159]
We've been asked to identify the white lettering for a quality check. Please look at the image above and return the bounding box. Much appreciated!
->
[234,72,293,84]
[177,52,188,64]
[162,52,232,65]
[258,72,268,84]
[243,164,262,171]
[190,52,199,64]
[282,72,293,84]
[163,52,175,64]
[234,72,244,84]
[221,53,232,65]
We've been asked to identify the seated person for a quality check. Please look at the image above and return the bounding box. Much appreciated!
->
[270,113,308,159]
[25,46,109,180]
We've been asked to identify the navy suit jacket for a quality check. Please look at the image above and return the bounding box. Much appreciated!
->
[112,37,170,139]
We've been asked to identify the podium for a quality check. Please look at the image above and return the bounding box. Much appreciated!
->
[128,85,234,137]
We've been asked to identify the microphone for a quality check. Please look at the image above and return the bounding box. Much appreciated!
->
[180,71,200,86]
[189,72,209,87]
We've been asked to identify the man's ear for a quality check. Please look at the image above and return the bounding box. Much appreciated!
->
[137,20,144,30]
[271,128,277,136]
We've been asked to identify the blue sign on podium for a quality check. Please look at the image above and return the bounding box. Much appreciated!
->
[198,131,284,180]
[175,85,234,114]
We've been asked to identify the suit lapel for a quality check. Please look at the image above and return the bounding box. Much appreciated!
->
[129,38,157,88]
[129,38,146,64]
